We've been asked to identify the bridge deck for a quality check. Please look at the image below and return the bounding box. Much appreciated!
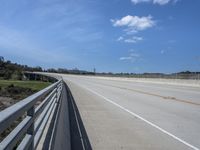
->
[63,75,200,150]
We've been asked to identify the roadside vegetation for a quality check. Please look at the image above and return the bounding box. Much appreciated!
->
[0,56,52,111]
[0,55,51,111]
[0,80,51,110]
[0,80,51,92]
[0,56,43,80]
[0,57,52,142]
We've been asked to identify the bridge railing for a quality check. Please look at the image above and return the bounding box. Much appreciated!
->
[0,77,63,150]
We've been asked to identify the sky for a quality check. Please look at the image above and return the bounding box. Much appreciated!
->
[0,0,200,73]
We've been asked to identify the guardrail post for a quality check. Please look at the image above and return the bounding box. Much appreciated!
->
[55,85,58,103]
[27,106,35,150]
[56,82,62,103]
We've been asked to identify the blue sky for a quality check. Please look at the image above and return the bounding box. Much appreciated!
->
[0,0,200,73]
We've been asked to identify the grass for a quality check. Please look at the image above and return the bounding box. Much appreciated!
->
[0,80,52,101]
[0,80,51,91]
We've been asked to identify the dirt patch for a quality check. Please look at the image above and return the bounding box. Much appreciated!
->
[0,96,14,111]
[0,84,37,99]
[0,84,37,111]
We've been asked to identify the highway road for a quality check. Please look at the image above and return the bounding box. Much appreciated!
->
[61,74,200,150]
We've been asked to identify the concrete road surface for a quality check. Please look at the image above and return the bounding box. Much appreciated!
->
[61,74,200,150]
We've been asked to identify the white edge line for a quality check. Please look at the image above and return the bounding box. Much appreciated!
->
[83,86,199,150]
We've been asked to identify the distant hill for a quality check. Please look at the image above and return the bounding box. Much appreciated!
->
[0,56,199,80]
[46,68,95,75]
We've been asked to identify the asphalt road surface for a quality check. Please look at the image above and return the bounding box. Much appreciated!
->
[61,74,200,150]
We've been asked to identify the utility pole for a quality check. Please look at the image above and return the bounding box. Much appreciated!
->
[93,68,96,75]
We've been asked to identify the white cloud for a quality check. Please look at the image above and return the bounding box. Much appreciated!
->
[117,36,124,41]
[131,0,151,4]
[124,36,143,43]
[120,57,133,60]
[130,53,140,57]
[153,0,170,5]
[131,0,178,5]
[112,15,155,43]
[117,36,143,43]
[124,28,138,34]
[120,52,141,62]
[111,15,155,32]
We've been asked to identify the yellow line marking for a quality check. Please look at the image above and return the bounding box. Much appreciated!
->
[97,82,200,106]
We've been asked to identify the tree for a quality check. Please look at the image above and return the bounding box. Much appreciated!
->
[0,56,4,62]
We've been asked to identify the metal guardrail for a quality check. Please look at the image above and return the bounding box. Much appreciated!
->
[0,78,63,150]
